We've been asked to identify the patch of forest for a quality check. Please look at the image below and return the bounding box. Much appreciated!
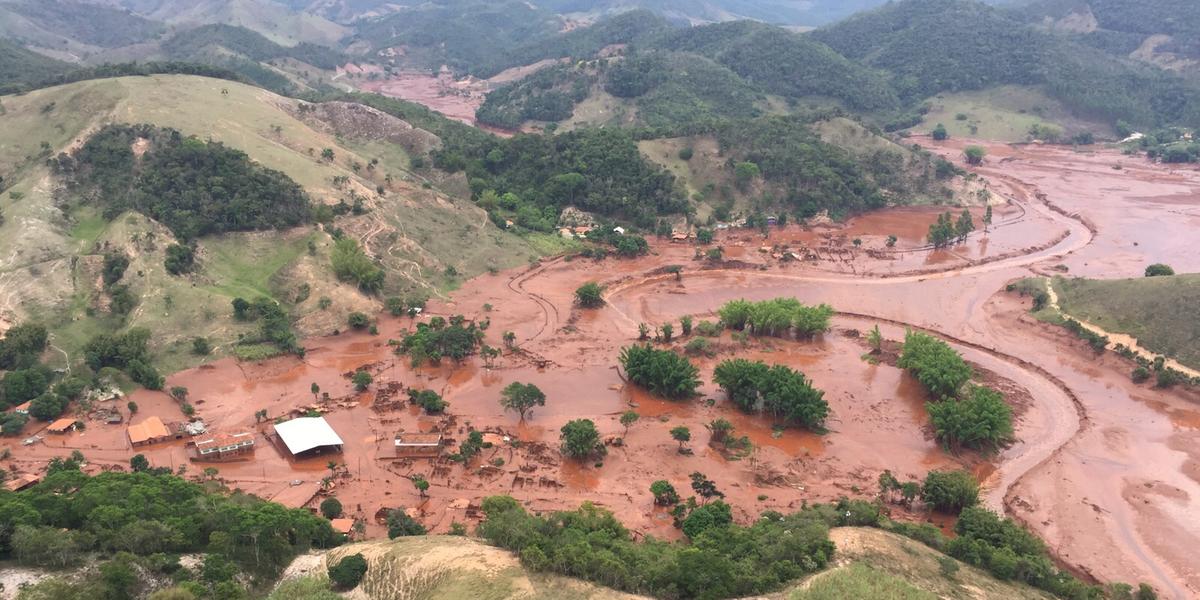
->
[52,123,312,241]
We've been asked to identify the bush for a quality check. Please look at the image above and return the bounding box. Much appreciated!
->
[694,320,723,337]
[712,358,829,429]
[897,331,972,400]
[717,298,832,338]
[409,389,448,414]
[926,385,1012,450]
[922,470,980,513]
[619,344,700,399]
[164,244,195,275]
[1144,263,1174,277]
[347,312,370,330]
[650,480,679,505]
[328,553,367,590]
[1131,366,1151,383]
[575,282,604,308]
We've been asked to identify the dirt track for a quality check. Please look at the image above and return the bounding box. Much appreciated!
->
[3,140,1199,597]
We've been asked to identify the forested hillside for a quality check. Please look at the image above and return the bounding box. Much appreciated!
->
[0,0,163,49]
[811,0,1200,128]
[0,38,71,92]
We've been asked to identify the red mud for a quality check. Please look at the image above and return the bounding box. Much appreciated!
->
[4,141,1199,597]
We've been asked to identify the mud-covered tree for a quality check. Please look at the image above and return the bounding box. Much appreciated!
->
[619,411,639,436]
[574,282,605,308]
[619,344,700,399]
[499,382,545,421]
[351,370,373,391]
[922,470,979,513]
[670,426,691,451]
[955,210,975,242]
[560,419,603,460]
[964,146,986,166]
[320,497,343,519]
[713,358,769,412]
[650,480,679,505]
[411,475,430,498]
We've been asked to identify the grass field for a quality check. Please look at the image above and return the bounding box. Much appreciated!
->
[792,563,935,600]
[1052,274,1200,369]
[914,85,1111,143]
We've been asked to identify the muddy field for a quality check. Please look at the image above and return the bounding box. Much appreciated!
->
[3,141,1200,598]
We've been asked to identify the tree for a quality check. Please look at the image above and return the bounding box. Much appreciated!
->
[127,401,138,414]
[670,426,691,451]
[734,161,760,190]
[387,510,426,538]
[659,323,674,343]
[927,385,1013,450]
[28,393,67,421]
[352,370,373,391]
[170,386,189,402]
[560,419,603,460]
[311,382,320,400]
[680,316,693,336]
[706,419,735,444]
[897,331,972,400]
[696,228,714,244]
[320,497,343,519]
[681,500,732,539]
[328,553,368,590]
[922,470,980,513]
[867,325,883,352]
[409,389,448,414]
[575,282,604,308]
[955,209,975,242]
[983,205,993,231]
[650,480,679,505]
[1144,264,1174,277]
[502,331,516,349]
[411,475,430,498]
[321,148,335,161]
[500,382,546,420]
[619,345,700,399]
[130,454,150,472]
[619,411,639,436]
[964,146,986,166]
[932,123,949,141]
[689,472,723,503]
[164,244,195,275]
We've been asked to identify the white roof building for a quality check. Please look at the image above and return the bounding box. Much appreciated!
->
[274,417,345,456]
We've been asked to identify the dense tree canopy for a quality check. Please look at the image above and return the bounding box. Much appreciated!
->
[619,345,701,399]
[54,124,312,241]
[897,331,972,400]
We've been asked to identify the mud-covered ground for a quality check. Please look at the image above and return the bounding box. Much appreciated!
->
[3,141,1200,598]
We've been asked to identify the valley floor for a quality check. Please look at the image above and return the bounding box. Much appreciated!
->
[4,141,1200,598]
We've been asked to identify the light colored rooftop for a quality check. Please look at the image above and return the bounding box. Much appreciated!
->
[274,417,344,455]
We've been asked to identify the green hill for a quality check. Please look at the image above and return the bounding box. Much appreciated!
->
[1053,274,1200,369]
[811,0,1200,129]
[0,38,72,92]
[0,75,550,372]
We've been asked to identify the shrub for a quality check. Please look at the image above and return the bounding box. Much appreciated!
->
[164,244,195,275]
[347,312,370,330]
[618,344,700,399]
[897,331,972,400]
[328,553,367,590]
[409,389,448,414]
[926,385,1013,450]
[650,480,679,505]
[1131,366,1151,383]
[575,282,604,308]
[922,470,980,513]
[1144,263,1174,277]
[694,320,723,337]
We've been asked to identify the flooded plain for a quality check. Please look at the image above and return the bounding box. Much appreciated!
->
[4,140,1200,597]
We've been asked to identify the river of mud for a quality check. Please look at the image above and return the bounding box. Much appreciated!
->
[4,140,1199,597]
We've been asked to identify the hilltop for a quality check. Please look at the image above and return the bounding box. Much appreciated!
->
[0,75,550,371]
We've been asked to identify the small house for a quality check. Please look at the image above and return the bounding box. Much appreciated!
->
[128,416,172,447]
[13,401,31,415]
[192,431,256,461]
[329,518,355,538]
[393,432,443,458]
[4,473,40,492]
[47,418,79,434]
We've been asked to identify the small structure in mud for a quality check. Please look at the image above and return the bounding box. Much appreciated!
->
[46,418,80,434]
[329,518,355,539]
[272,417,344,458]
[191,431,256,461]
[391,432,443,459]
[12,401,31,415]
[127,416,182,447]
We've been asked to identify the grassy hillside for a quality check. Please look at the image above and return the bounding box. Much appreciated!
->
[914,85,1112,142]
[308,528,1054,600]
[0,0,163,50]
[1052,274,1200,369]
[0,75,548,372]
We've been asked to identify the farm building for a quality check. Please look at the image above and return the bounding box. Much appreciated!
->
[47,418,80,434]
[127,416,183,447]
[191,431,256,461]
[13,401,30,415]
[272,417,344,458]
[392,432,443,458]
[329,518,355,537]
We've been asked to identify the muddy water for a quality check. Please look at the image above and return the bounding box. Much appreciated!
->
[4,141,1199,596]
